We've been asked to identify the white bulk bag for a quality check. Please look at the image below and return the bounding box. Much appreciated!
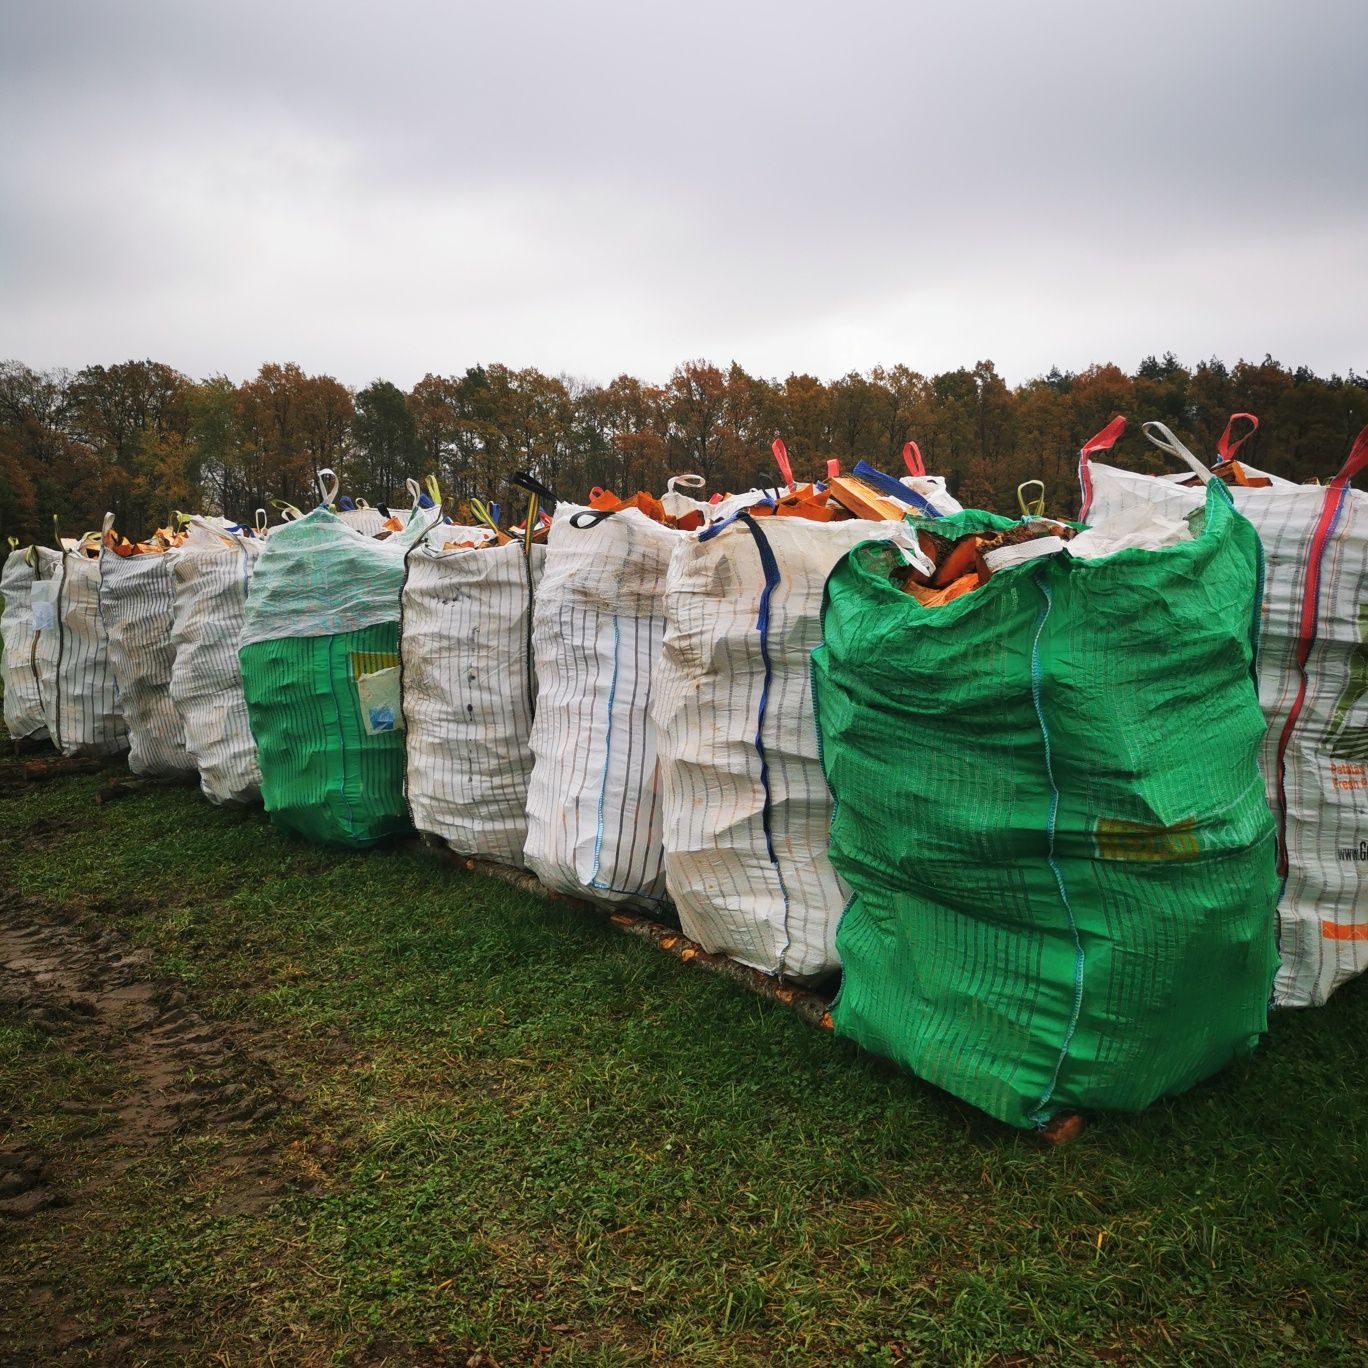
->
[891,442,964,517]
[31,539,128,757]
[401,532,542,865]
[523,505,680,910]
[653,513,908,980]
[1081,421,1368,1007]
[98,520,196,778]
[167,519,265,805]
[1,545,48,740]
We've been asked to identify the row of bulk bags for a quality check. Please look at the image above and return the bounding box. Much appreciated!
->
[97,515,196,779]
[1081,422,1368,1007]
[169,518,265,806]
[401,531,542,867]
[29,537,128,757]
[239,502,439,846]
[1,543,47,742]
[813,478,1280,1128]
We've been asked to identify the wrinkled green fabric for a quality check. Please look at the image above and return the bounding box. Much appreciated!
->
[812,484,1279,1128]
[240,623,410,847]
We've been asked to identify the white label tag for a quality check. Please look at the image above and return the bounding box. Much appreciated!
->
[30,581,58,631]
[356,666,403,736]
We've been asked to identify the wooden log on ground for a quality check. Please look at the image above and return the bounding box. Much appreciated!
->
[423,843,835,1032]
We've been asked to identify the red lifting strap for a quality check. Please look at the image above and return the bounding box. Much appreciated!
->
[903,441,925,477]
[1215,413,1259,464]
[771,438,795,492]
[1080,415,1127,458]
[1334,422,1368,486]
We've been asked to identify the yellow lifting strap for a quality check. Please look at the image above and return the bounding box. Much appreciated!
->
[523,492,539,556]
[1017,480,1046,518]
[469,499,501,535]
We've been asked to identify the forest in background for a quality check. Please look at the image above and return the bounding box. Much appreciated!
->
[1,353,1364,543]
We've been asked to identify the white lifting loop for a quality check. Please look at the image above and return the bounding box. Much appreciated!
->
[1141,422,1212,484]
[316,468,341,507]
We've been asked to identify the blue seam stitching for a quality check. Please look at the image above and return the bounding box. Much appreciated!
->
[740,514,795,972]
[587,613,621,890]
[1027,568,1084,1126]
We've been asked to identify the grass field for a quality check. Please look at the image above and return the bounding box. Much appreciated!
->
[1,757,1365,1366]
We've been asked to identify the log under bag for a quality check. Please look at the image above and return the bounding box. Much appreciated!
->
[812,479,1279,1129]
[240,504,435,846]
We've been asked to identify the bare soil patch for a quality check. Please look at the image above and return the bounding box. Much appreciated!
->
[0,894,288,1218]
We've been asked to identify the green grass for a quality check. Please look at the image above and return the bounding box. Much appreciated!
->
[1,765,1365,1366]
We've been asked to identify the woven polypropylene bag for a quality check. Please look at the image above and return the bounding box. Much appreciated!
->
[653,513,906,980]
[401,538,543,866]
[99,545,196,778]
[168,522,264,805]
[240,505,436,846]
[523,505,680,909]
[1080,426,1368,1007]
[1,548,48,740]
[31,545,128,757]
[812,481,1279,1129]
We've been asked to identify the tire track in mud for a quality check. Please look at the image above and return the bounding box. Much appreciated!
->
[0,894,288,1221]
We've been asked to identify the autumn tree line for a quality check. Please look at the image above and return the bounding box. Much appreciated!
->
[1,354,1364,544]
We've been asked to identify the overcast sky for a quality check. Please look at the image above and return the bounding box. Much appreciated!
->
[2,0,1364,388]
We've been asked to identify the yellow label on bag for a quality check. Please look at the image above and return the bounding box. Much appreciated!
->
[1095,816,1199,863]
[350,651,399,681]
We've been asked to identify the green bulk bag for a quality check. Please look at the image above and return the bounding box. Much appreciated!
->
[811,481,1279,1129]
[240,499,437,847]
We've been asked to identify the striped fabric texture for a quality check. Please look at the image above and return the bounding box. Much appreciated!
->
[240,505,438,648]
[99,547,196,777]
[1,548,49,739]
[654,516,906,981]
[524,505,679,909]
[240,623,410,846]
[402,539,543,866]
[31,546,128,757]
[1082,456,1368,1007]
[168,524,264,805]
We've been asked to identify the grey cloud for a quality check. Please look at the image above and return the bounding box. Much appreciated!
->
[2,0,1364,385]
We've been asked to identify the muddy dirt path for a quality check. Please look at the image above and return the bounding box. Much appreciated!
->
[0,894,286,1219]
